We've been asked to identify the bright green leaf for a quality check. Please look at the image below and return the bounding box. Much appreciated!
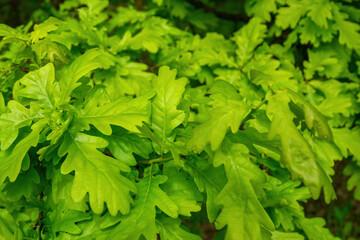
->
[59,132,136,215]
[106,166,178,240]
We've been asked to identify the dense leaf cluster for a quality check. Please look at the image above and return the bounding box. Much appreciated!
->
[0,0,359,239]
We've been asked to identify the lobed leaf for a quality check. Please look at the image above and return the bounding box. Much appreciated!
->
[59,132,136,216]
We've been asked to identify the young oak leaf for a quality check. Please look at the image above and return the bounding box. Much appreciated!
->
[270,231,305,240]
[296,217,340,240]
[0,23,29,42]
[0,119,46,186]
[298,18,335,47]
[276,0,332,30]
[192,33,236,68]
[45,199,91,236]
[162,163,202,216]
[56,213,114,239]
[30,17,65,43]
[183,155,226,222]
[14,62,57,110]
[187,80,251,153]
[3,167,40,201]
[267,91,336,202]
[31,39,70,64]
[233,17,267,67]
[74,91,154,135]
[303,48,341,79]
[286,89,333,142]
[151,66,188,154]
[57,48,111,106]
[0,209,24,239]
[332,2,360,50]
[58,132,136,216]
[46,166,88,212]
[0,101,42,150]
[105,166,179,240]
[332,127,360,162]
[214,143,275,240]
[105,126,152,166]
[263,179,311,231]
[245,0,276,22]
[309,79,356,118]
[307,0,333,28]
[276,1,308,29]
[156,216,201,240]
[344,162,360,200]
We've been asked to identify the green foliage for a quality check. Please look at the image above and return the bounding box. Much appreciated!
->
[0,0,359,239]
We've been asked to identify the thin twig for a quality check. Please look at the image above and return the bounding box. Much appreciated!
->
[140,157,174,164]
